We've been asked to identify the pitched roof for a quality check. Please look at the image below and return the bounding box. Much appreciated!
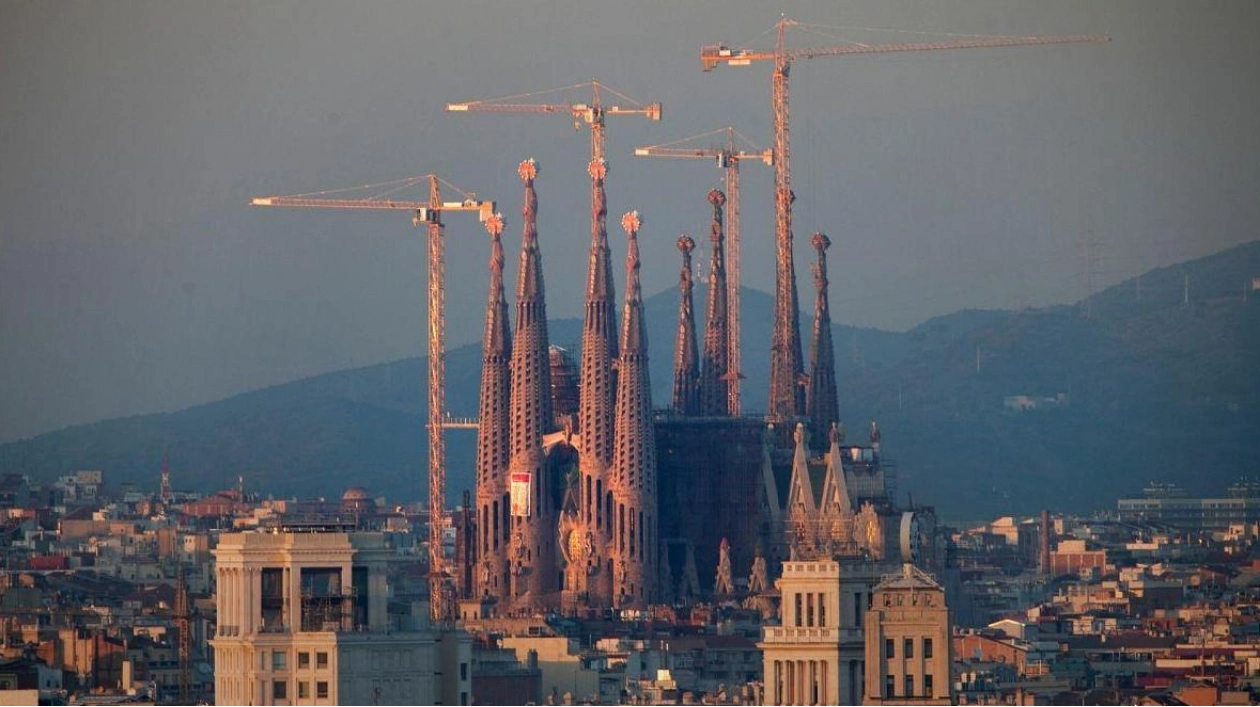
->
[875,563,943,591]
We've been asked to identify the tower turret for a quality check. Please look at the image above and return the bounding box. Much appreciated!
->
[784,422,818,559]
[817,422,854,555]
[611,211,658,608]
[700,189,731,416]
[671,235,700,415]
[806,232,839,448]
[475,212,512,599]
[577,158,619,606]
[506,159,557,607]
[768,194,805,421]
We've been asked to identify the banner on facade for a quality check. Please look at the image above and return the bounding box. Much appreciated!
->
[510,471,532,517]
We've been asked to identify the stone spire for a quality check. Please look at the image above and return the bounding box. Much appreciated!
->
[671,235,700,416]
[475,212,511,599]
[784,422,817,559]
[713,537,734,596]
[578,158,618,606]
[817,422,854,555]
[700,189,730,417]
[806,233,839,448]
[679,542,701,602]
[506,159,557,607]
[659,551,676,606]
[818,423,853,517]
[611,211,657,608]
[769,193,805,422]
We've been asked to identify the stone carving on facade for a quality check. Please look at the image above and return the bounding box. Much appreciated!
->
[855,501,884,559]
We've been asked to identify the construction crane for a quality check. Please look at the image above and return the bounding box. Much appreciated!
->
[634,126,772,414]
[175,562,191,704]
[252,174,498,623]
[447,80,661,165]
[702,16,1109,421]
[447,82,661,317]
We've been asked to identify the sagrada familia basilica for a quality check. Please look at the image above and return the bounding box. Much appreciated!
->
[468,159,937,614]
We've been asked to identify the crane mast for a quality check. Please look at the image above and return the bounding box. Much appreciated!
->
[634,127,772,414]
[447,81,661,325]
[175,562,191,704]
[251,175,496,623]
[703,17,1109,421]
[423,176,447,624]
[724,156,741,414]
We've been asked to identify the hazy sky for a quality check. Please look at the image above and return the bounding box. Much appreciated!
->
[2,0,1257,442]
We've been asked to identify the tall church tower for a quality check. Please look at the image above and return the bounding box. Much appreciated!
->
[699,189,730,417]
[671,235,700,415]
[611,211,658,608]
[475,213,511,599]
[506,159,557,608]
[806,233,839,448]
[577,158,619,607]
[768,194,805,422]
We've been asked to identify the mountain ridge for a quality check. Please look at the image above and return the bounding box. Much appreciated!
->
[3,240,1257,517]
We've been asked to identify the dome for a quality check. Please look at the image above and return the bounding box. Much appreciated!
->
[341,486,374,511]
[341,486,371,502]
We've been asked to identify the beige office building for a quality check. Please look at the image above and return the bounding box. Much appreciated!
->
[760,558,902,705]
[210,529,471,705]
[863,564,951,705]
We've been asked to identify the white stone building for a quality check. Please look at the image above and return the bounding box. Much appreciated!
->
[863,564,952,705]
[210,529,470,705]
[760,558,902,705]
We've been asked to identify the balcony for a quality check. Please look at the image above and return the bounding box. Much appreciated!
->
[762,625,864,645]
[763,626,837,643]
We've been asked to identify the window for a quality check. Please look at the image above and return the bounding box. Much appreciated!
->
[923,638,933,659]
[298,652,310,669]
[262,568,285,630]
[298,682,310,699]
[904,638,913,659]
[272,651,287,671]
[905,675,914,698]
[316,652,329,669]
[819,596,827,628]
[460,662,468,681]
[884,675,895,698]
[885,638,895,659]
[924,673,934,696]
[273,680,287,700]
[806,593,815,627]
[300,567,345,632]
[795,593,803,627]
[317,681,329,699]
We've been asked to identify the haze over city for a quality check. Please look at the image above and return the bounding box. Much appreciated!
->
[3,0,1257,443]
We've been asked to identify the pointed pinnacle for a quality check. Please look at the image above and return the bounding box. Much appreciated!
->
[621,210,641,236]
[518,158,538,182]
[484,212,505,238]
[487,215,506,277]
